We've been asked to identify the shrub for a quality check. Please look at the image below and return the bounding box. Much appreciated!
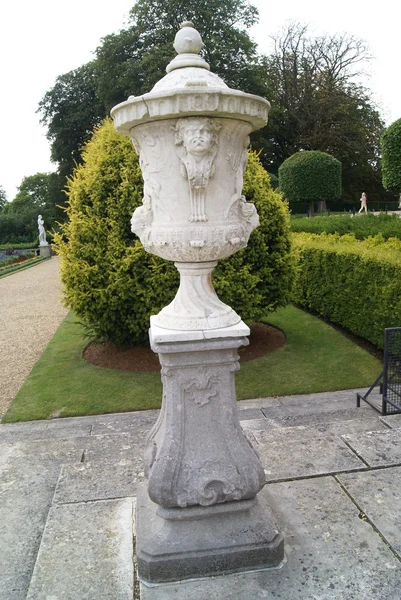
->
[382,118,401,195]
[54,119,295,347]
[268,173,279,190]
[279,151,341,216]
[292,232,401,348]
[0,241,38,251]
[290,213,401,240]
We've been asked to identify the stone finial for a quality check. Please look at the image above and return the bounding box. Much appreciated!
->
[174,21,204,55]
[166,22,209,73]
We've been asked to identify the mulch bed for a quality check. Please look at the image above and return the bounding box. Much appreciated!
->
[83,322,286,372]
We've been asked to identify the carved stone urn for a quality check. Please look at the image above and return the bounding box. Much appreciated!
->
[112,21,269,331]
[111,22,284,585]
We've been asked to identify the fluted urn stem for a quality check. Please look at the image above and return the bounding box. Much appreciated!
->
[155,261,241,331]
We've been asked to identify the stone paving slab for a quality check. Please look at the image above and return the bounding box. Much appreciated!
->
[281,398,373,415]
[0,456,66,600]
[240,418,272,431]
[254,431,365,482]
[276,388,371,406]
[140,477,401,599]
[54,460,145,504]
[0,437,85,466]
[84,433,145,463]
[237,397,282,409]
[26,499,135,600]
[338,467,401,555]
[342,429,401,467]
[0,435,85,600]
[236,407,270,420]
[261,407,378,429]
[0,420,92,443]
[251,417,387,443]
[90,410,158,436]
[91,419,155,442]
[381,414,401,429]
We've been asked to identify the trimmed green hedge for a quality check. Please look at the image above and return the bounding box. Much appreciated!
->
[382,118,401,193]
[0,241,38,251]
[292,232,401,348]
[279,151,341,206]
[291,213,401,240]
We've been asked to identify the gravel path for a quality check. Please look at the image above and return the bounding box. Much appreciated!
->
[0,257,68,417]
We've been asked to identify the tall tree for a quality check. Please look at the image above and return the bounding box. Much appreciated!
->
[38,8,387,205]
[260,23,385,203]
[95,0,268,111]
[0,185,7,211]
[38,63,106,181]
[38,0,266,182]
[278,150,342,216]
[4,172,65,227]
[1,173,63,243]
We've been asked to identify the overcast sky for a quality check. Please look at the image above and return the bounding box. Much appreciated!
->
[0,0,400,200]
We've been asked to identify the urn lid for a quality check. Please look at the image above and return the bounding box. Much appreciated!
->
[111,22,270,134]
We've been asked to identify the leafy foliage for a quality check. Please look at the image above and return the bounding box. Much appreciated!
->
[290,213,401,240]
[96,0,266,113]
[261,23,385,203]
[38,8,387,210]
[279,151,341,216]
[268,173,279,190]
[54,119,295,347]
[38,63,106,182]
[0,185,7,211]
[0,172,64,244]
[381,118,401,193]
[38,0,266,183]
[293,232,401,348]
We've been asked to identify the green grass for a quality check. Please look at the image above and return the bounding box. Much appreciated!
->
[2,306,381,423]
[236,306,380,397]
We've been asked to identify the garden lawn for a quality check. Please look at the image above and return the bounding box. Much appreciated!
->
[2,306,381,422]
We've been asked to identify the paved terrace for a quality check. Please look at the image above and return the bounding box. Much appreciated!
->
[1,389,401,599]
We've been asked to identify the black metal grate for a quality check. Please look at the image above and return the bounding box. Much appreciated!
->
[357,327,401,415]
[383,328,401,415]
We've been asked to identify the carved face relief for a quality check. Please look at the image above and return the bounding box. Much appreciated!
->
[175,118,221,222]
[182,120,214,155]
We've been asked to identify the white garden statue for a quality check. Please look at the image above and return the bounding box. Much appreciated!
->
[37,215,48,246]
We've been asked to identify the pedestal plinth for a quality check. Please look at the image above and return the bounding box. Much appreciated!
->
[136,318,284,583]
[39,244,51,258]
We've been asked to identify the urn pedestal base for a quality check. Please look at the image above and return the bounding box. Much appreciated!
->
[136,482,284,583]
[136,319,284,583]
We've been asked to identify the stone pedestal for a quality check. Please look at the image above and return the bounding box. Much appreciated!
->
[39,244,51,258]
[136,319,284,583]
[136,483,284,583]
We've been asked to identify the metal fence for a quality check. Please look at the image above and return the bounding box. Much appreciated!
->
[357,327,401,415]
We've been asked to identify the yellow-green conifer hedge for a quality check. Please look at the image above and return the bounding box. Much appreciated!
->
[54,119,295,346]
